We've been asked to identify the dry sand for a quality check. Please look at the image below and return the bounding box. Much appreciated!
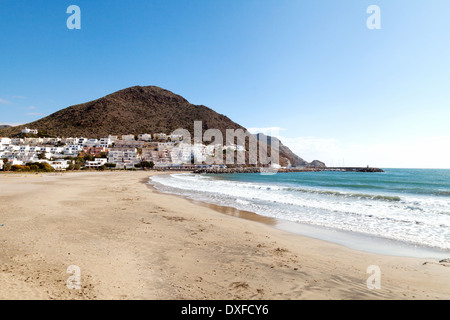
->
[0,171,449,300]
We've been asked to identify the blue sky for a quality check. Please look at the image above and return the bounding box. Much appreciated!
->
[1,0,449,168]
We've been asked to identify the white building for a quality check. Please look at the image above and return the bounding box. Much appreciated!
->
[138,134,152,141]
[99,137,112,147]
[121,134,135,141]
[19,145,30,152]
[205,144,221,156]
[50,147,64,154]
[64,145,83,155]
[24,137,44,145]
[114,140,145,148]
[108,135,119,143]
[10,159,24,166]
[168,134,183,141]
[223,144,245,152]
[21,128,38,135]
[42,137,61,145]
[84,139,99,147]
[85,158,108,169]
[49,160,71,171]
[62,137,78,145]
[108,148,140,169]
[158,142,175,151]
[6,145,19,152]
[77,138,88,145]
[10,138,24,145]
[172,142,194,164]
[192,144,206,163]
[154,133,167,141]
[0,137,11,145]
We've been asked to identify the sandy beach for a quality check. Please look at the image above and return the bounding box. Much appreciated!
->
[0,171,449,300]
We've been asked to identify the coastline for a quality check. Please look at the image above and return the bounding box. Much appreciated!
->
[149,173,450,260]
[146,177,279,227]
[1,171,449,300]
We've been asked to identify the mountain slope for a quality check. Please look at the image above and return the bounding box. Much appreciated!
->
[0,86,246,138]
[0,86,323,167]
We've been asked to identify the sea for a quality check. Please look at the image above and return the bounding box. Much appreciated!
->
[150,169,450,259]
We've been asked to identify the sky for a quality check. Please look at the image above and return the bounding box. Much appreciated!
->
[1,0,449,168]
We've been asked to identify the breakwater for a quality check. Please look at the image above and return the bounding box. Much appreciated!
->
[193,167,384,174]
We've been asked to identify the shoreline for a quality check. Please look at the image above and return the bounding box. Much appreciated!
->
[1,171,449,299]
[145,176,278,227]
[193,167,384,174]
[148,173,450,260]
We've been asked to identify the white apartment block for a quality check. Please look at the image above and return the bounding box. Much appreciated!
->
[85,158,108,169]
[0,137,11,145]
[108,135,119,143]
[108,148,140,169]
[99,137,112,147]
[114,140,145,148]
[121,134,135,141]
[84,139,99,147]
[8,159,24,166]
[62,137,78,145]
[10,138,24,145]
[168,134,183,141]
[19,145,30,152]
[171,144,191,164]
[138,134,152,141]
[24,138,44,145]
[64,145,83,155]
[42,137,61,145]
[0,130,232,171]
[50,147,64,154]
[21,128,38,134]
[77,138,88,145]
[192,144,206,163]
[158,142,175,151]
[49,160,71,171]
[153,133,167,140]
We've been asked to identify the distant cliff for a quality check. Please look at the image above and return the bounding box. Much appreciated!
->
[308,160,326,168]
[254,133,326,168]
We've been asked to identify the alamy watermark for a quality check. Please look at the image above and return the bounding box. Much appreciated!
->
[67,5,81,30]
[66,265,81,290]
[366,265,381,290]
[367,5,381,30]
[65,5,381,31]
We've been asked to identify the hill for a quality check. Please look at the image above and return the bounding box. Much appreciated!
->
[0,86,324,167]
[0,86,246,138]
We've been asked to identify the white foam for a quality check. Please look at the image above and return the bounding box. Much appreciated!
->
[150,173,450,250]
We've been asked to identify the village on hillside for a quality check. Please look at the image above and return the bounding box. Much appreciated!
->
[0,128,248,172]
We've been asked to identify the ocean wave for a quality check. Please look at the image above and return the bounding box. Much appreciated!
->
[433,190,450,196]
[283,187,401,202]
[150,173,450,250]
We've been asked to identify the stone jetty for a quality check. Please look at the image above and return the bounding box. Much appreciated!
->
[193,167,384,174]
